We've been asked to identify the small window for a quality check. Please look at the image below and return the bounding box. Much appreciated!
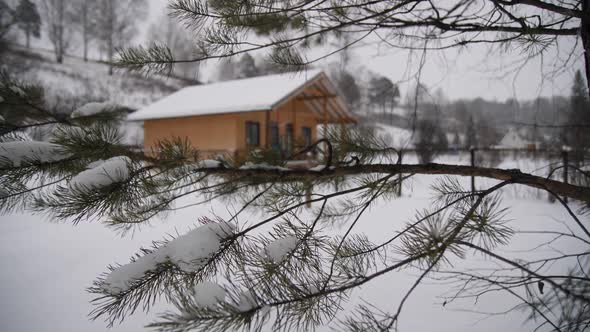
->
[302,127,312,147]
[246,121,260,146]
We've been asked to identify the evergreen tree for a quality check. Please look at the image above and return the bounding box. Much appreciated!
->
[235,53,259,78]
[15,0,40,48]
[415,118,448,163]
[335,70,361,110]
[368,75,400,123]
[567,70,590,163]
[465,114,477,149]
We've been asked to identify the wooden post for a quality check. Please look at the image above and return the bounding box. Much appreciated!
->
[563,147,569,203]
[397,150,403,197]
[322,97,328,162]
[470,147,476,193]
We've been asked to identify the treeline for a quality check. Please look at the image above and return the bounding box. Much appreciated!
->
[0,0,205,80]
[1,0,149,75]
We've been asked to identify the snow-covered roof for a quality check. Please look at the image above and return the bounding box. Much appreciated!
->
[129,69,344,121]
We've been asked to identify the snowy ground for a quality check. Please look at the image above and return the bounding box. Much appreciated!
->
[0,154,582,332]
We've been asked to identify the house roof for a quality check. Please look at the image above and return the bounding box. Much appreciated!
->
[128,69,355,123]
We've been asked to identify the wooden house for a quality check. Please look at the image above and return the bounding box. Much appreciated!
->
[128,70,356,159]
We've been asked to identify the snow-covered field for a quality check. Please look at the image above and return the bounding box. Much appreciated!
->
[0,154,582,332]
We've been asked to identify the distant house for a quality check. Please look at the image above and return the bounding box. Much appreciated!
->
[128,70,356,159]
[498,128,538,150]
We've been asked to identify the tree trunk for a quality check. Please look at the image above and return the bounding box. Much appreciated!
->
[582,0,590,99]
[108,0,114,75]
[83,38,88,62]
[83,8,88,62]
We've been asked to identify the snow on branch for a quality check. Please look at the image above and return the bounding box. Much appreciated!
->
[70,102,120,119]
[0,141,71,167]
[69,156,132,193]
[101,221,235,295]
[262,236,299,263]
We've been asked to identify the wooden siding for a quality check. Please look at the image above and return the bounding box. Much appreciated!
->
[144,113,239,158]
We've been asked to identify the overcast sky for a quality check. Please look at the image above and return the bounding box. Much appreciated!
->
[26,0,582,103]
[143,1,583,102]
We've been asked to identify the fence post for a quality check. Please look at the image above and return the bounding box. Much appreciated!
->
[397,150,403,197]
[562,146,570,203]
[470,147,476,193]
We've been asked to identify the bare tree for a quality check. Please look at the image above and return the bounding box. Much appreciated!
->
[40,0,73,63]
[70,0,99,62]
[149,13,200,80]
[94,0,146,75]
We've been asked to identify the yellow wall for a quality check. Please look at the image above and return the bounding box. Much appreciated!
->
[144,113,239,158]
[143,85,326,157]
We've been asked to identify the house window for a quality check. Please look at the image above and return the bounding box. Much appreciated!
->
[302,127,312,147]
[270,122,279,150]
[245,121,260,146]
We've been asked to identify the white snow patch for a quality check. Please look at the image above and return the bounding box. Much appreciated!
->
[85,159,105,169]
[309,165,326,172]
[101,222,236,295]
[9,85,26,97]
[262,236,299,263]
[165,221,236,272]
[198,159,222,169]
[71,102,118,119]
[0,141,71,167]
[192,282,226,309]
[69,156,131,192]
[239,162,290,171]
[235,290,257,312]
[102,252,164,295]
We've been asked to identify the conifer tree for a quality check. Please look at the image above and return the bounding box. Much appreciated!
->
[15,0,40,48]
[235,53,259,78]
[567,70,590,163]
[368,76,400,123]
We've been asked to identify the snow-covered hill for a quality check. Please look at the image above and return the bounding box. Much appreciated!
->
[4,46,194,110]
[3,46,199,146]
